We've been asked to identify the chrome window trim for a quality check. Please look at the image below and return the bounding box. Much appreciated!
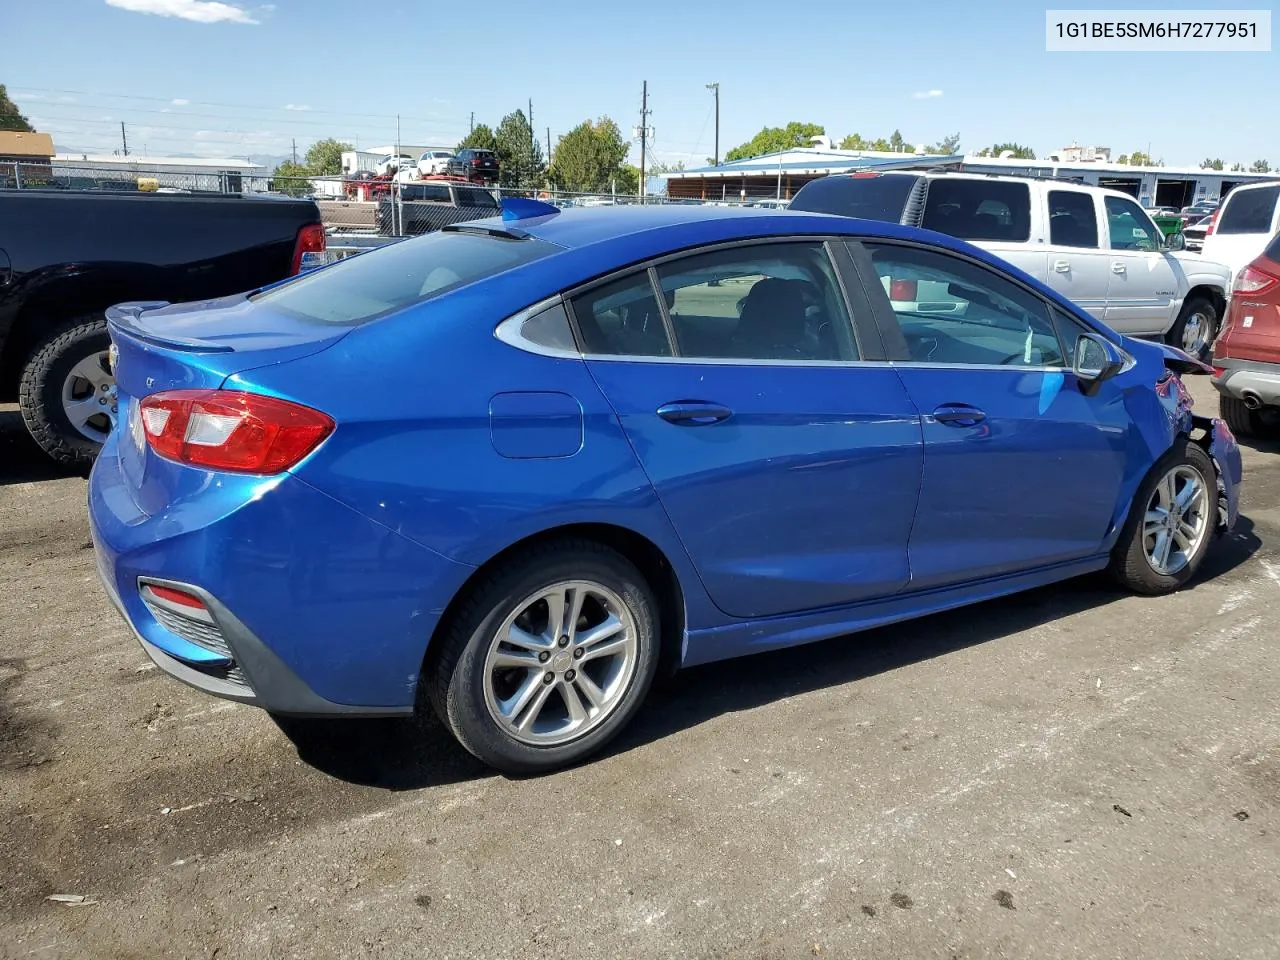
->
[493,295,582,360]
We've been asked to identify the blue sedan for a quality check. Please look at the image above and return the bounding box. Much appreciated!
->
[89,200,1243,774]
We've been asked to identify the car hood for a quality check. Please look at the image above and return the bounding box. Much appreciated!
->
[1123,334,1213,375]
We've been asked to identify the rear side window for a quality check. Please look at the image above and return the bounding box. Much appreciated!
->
[1218,185,1280,234]
[1047,190,1099,248]
[788,174,919,222]
[454,187,499,209]
[402,183,451,202]
[1265,231,1280,262]
[251,231,556,325]
[921,179,1032,242]
[571,274,673,357]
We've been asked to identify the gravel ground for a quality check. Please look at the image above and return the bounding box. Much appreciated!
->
[2,377,1278,960]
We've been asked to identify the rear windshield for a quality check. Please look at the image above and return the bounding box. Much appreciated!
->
[1265,231,1280,262]
[250,230,556,325]
[921,179,1032,242]
[788,174,919,222]
[1218,185,1280,234]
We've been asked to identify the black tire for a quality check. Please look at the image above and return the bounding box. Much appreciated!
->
[427,539,660,775]
[1166,295,1218,360]
[18,316,114,468]
[1108,439,1216,595]
[1218,394,1264,438]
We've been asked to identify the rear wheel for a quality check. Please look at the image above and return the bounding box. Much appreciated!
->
[18,316,116,468]
[1218,394,1265,438]
[1166,295,1218,360]
[1109,440,1216,595]
[428,540,659,774]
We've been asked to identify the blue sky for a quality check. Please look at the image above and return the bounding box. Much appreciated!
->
[6,0,1277,168]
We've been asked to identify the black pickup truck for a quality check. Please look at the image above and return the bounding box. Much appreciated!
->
[0,190,325,466]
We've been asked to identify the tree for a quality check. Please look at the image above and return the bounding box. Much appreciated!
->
[929,132,961,154]
[0,84,34,132]
[613,164,640,196]
[888,129,905,152]
[493,109,544,189]
[304,138,351,176]
[270,160,313,197]
[1200,157,1224,170]
[1230,162,1245,172]
[1116,154,1128,165]
[548,117,631,194]
[1126,150,1153,167]
[724,122,825,161]
[647,160,685,175]
[977,142,1036,159]
[869,136,892,152]
[1250,159,1272,173]
[456,124,497,152]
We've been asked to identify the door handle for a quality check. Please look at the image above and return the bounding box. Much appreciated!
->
[1053,259,1070,273]
[656,401,733,425]
[1111,261,1127,274]
[932,404,987,427]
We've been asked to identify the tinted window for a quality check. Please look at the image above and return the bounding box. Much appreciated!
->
[1218,185,1280,234]
[571,274,673,357]
[1104,196,1161,251]
[788,174,918,222]
[454,187,499,209]
[519,302,578,352]
[402,183,451,202]
[251,231,555,325]
[1048,190,1099,248]
[865,242,1065,367]
[655,243,857,361]
[1265,231,1280,262]
[922,179,1032,242]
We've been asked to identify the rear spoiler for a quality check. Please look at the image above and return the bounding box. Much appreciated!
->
[105,301,235,353]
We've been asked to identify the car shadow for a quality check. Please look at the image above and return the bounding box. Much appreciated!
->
[284,515,1262,789]
[0,408,87,486]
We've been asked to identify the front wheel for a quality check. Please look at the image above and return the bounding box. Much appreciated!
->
[1109,440,1217,595]
[1166,296,1218,360]
[428,540,660,774]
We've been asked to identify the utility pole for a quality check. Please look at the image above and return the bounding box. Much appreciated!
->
[470,111,475,135]
[706,82,719,165]
[291,138,297,165]
[546,127,552,162]
[528,98,534,155]
[638,80,649,201]
[120,122,128,157]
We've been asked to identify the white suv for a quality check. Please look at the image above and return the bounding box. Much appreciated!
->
[790,171,1233,357]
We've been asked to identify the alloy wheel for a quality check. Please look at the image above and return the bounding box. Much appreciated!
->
[61,350,117,443]
[1143,464,1210,576]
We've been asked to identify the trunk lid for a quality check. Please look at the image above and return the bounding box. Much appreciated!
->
[107,294,352,515]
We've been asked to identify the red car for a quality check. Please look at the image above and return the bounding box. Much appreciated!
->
[1212,231,1280,438]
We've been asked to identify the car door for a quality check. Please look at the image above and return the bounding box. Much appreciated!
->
[1101,194,1182,335]
[1041,188,1111,321]
[571,239,924,620]
[852,239,1130,592]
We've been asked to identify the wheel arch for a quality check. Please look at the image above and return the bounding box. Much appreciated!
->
[1183,283,1227,319]
[423,521,688,684]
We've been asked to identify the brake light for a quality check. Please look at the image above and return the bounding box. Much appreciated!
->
[1212,366,1225,377]
[850,172,882,179]
[290,222,327,275]
[1205,208,1220,236]
[890,279,918,300]
[139,390,334,474]
[1234,264,1279,295]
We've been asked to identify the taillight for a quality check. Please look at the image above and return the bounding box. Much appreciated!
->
[850,172,882,178]
[291,222,327,275]
[1234,264,1279,295]
[1205,208,1220,236]
[139,389,334,474]
[890,279,918,300]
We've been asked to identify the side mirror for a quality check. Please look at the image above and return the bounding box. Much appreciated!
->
[1074,333,1125,394]
[1164,231,1186,252]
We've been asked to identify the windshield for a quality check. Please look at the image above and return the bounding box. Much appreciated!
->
[250,230,557,325]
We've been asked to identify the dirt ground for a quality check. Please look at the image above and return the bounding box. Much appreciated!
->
[2,376,1278,960]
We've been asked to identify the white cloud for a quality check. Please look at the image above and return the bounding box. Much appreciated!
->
[171,98,189,106]
[912,89,944,99]
[104,0,259,24]
[284,104,310,111]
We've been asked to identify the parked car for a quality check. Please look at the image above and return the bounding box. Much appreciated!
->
[1179,203,1216,227]
[375,154,417,176]
[418,150,455,176]
[89,202,1242,775]
[0,189,324,466]
[1201,181,1280,282]
[375,179,501,235]
[1184,216,1212,252]
[1211,230,1280,437]
[446,148,500,183]
[789,171,1233,358]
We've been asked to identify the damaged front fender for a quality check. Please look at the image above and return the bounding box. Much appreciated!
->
[1191,415,1243,533]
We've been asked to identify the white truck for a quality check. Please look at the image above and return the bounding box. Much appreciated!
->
[790,170,1233,358]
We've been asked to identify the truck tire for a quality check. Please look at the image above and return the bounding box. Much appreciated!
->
[18,316,116,469]
[1166,296,1218,360]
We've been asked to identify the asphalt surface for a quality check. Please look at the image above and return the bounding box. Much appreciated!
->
[2,377,1278,960]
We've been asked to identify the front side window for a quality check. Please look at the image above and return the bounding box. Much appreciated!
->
[865,242,1066,367]
[1048,190,1099,248]
[921,179,1032,242]
[1105,196,1162,252]
[655,242,858,361]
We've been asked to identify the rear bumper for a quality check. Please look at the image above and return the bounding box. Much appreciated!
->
[1212,356,1280,407]
[88,435,476,715]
